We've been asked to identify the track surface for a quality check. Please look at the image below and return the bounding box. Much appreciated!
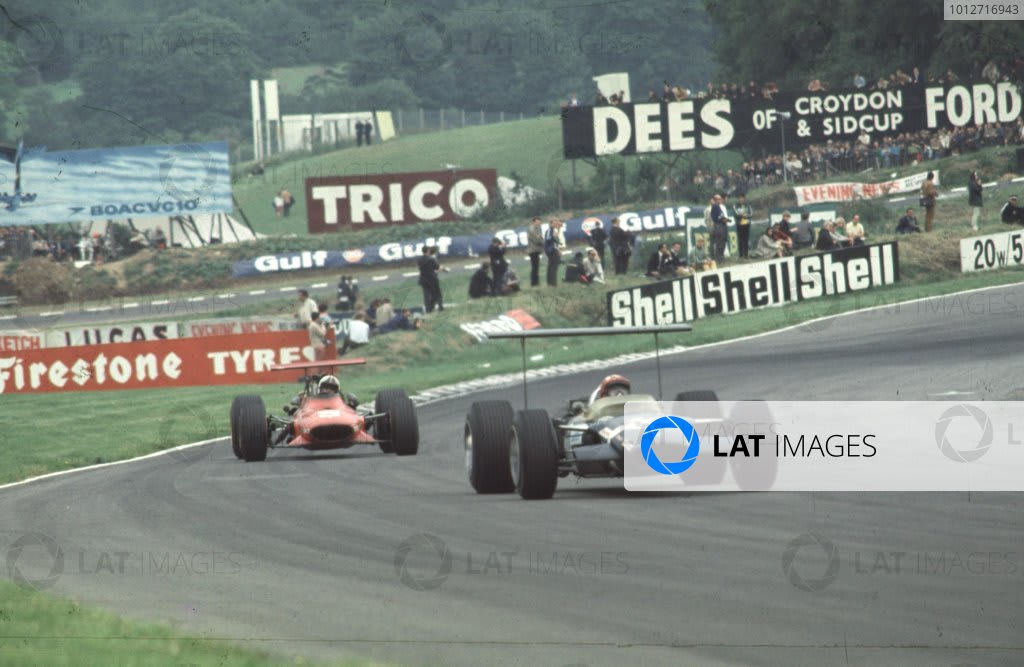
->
[3,284,1024,666]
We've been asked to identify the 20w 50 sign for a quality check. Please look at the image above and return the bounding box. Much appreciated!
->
[961,229,1024,273]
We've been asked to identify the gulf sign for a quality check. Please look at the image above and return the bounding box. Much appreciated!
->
[305,169,497,233]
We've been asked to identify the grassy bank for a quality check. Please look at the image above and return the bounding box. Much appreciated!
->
[0,580,376,667]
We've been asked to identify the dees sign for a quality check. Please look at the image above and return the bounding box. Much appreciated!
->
[305,169,498,233]
[563,81,1021,157]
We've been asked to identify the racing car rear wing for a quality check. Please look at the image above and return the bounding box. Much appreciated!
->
[485,325,693,407]
[270,358,367,372]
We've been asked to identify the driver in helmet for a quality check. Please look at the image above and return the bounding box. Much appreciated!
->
[316,374,358,408]
[317,374,340,395]
[588,374,631,406]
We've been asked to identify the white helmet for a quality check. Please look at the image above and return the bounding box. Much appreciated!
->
[318,375,340,394]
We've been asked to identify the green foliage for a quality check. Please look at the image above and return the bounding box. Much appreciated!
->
[704,0,1024,88]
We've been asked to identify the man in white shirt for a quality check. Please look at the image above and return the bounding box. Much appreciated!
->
[296,290,318,326]
[845,215,867,245]
[339,314,371,354]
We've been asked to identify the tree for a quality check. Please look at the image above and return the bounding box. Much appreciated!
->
[73,9,265,146]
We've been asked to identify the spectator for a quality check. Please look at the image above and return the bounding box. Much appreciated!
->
[689,236,717,271]
[377,308,421,333]
[667,243,693,276]
[281,189,295,217]
[645,243,674,278]
[568,93,579,106]
[308,311,329,360]
[152,227,167,249]
[920,171,938,232]
[609,217,633,275]
[468,262,493,298]
[1001,195,1023,224]
[498,269,521,295]
[526,217,544,287]
[897,207,922,233]
[544,218,566,286]
[295,289,318,326]
[364,120,374,145]
[582,247,605,284]
[128,229,150,253]
[336,275,358,311]
[770,219,794,253]
[853,72,866,88]
[355,120,365,146]
[753,225,785,259]
[77,234,93,262]
[274,191,285,216]
[338,313,370,355]
[374,298,393,327]
[317,303,334,332]
[488,237,508,291]
[709,193,730,262]
[778,210,793,237]
[819,219,850,250]
[791,212,815,249]
[588,218,607,267]
[846,215,867,245]
[417,246,443,313]
[732,193,752,258]
[968,170,983,231]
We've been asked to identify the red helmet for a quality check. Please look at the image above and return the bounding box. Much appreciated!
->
[596,374,631,399]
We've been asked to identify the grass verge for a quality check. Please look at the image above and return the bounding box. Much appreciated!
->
[0,580,379,667]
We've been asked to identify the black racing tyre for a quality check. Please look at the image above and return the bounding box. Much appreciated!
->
[510,409,559,500]
[229,395,244,459]
[464,400,515,494]
[674,390,725,485]
[236,395,268,462]
[376,389,419,456]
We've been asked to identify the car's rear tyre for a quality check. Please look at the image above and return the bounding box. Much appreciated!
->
[465,401,515,494]
[235,395,268,462]
[229,396,244,459]
[674,390,724,485]
[510,409,559,500]
[375,389,419,456]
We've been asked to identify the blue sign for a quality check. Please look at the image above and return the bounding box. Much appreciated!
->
[0,141,233,226]
[233,204,700,277]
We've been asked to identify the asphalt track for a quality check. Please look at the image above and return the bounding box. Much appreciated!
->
[3,284,1024,666]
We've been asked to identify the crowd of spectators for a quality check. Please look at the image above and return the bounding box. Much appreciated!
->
[0,225,173,264]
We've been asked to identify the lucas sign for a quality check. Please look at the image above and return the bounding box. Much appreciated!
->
[305,169,497,233]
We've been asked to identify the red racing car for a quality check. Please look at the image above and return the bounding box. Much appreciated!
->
[229,359,419,461]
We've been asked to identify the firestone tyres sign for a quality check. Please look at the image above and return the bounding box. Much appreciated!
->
[305,169,498,233]
[562,81,1021,157]
[607,242,899,326]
